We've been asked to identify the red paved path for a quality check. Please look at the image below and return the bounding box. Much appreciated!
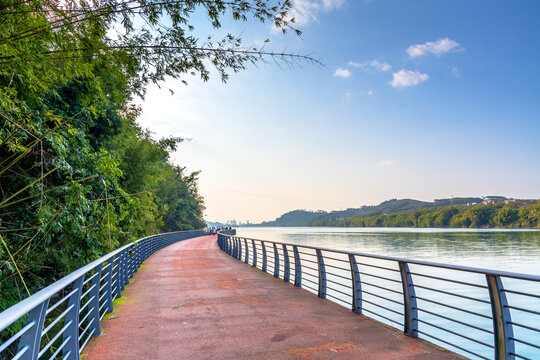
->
[83,235,463,360]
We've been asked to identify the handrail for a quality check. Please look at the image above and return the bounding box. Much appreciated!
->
[0,229,213,359]
[217,232,540,360]
[219,234,540,282]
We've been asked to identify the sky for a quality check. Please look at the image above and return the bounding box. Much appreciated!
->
[136,0,540,224]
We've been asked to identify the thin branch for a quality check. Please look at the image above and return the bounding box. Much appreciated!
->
[0,45,323,65]
[0,234,30,296]
[89,190,151,202]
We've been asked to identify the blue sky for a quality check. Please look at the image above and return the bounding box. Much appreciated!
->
[137,0,540,223]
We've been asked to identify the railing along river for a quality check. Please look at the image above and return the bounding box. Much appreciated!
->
[218,232,540,360]
[0,229,230,360]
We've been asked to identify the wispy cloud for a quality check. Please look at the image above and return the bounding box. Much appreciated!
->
[390,70,429,88]
[451,66,460,77]
[334,68,352,78]
[378,160,396,167]
[407,38,463,58]
[348,59,391,72]
[287,0,346,26]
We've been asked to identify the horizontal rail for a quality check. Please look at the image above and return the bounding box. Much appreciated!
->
[222,233,540,281]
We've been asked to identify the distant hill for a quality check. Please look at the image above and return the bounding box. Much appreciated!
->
[257,209,327,227]
[251,197,486,227]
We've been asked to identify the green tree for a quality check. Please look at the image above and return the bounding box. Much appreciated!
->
[493,203,519,227]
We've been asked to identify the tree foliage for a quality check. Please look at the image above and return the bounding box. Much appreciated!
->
[311,201,540,229]
[0,0,311,331]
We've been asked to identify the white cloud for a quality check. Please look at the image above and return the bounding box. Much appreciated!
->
[368,90,373,96]
[451,66,460,77]
[378,160,396,167]
[287,0,346,26]
[390,70,429,88]
[334,68,352,78]
[407,38,463,58]
[371,60,392,71]
[321,0,346,9]
[348,59,391,72]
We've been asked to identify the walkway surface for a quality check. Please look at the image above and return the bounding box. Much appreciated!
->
[83,235,463,360]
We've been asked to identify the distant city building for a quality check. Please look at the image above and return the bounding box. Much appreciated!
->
[482,196,508,204]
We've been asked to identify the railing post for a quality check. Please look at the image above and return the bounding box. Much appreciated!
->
[261,241,267,272]
[142,240,148,262]
[126,247,132,285]
[131,246,136,273]
[273,243,279,278]
[118,250,126,293]
[316,249,326,298]
[244,238,249,264]
[282,244,290,283]
[349,254,362,313]
[234,237,239,259]
[113,255,122,299]
[89,263,102,336]
[293,246,301,287]
[236,237,242,260]
[251,239,257,267]
[122,251,130,279]
[130,245,136,274]
[399,261,418,337]
[104,259,114,314]
[486,275,515,360]
[130,246,137,276]
[62,275,84,358]
[16,300,49,360]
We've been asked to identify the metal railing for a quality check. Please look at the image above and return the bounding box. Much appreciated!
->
[217,233,540,360]
[0,230,211,360]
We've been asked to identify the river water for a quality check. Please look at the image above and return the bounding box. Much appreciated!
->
[234,227,540,359]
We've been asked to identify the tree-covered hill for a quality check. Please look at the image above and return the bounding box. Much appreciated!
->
[251,197,486,227]
[311,200,540,229]
[257,209,328,227]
